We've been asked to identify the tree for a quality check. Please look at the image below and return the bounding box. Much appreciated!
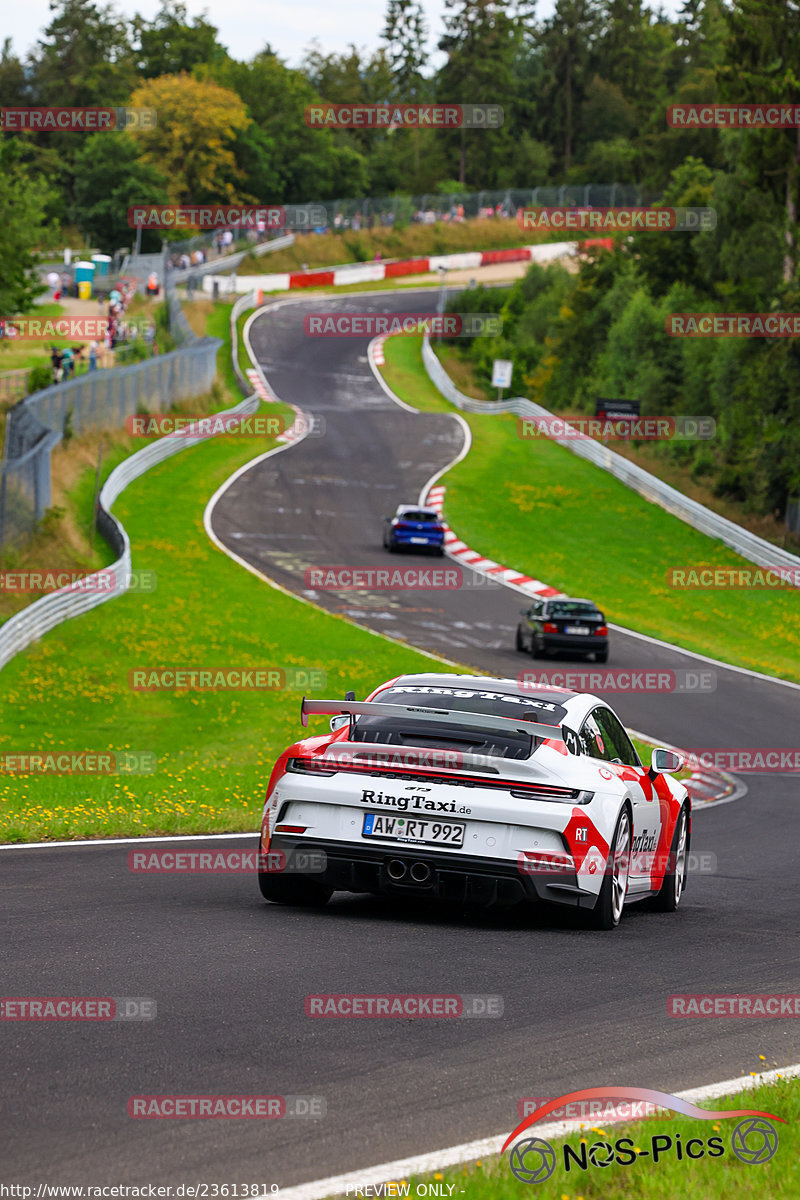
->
[537,0,600,172]
[0,140,53,314]
[0,38,28,107]
[382,0,429,100]
[437,0,527,184]
[132,1,226,78]
[381,0,431,180]
[204,51,369,202]
[28,0,135,107]
[128,74,250,203]
[718,0,800,281]
[72,133,169,252]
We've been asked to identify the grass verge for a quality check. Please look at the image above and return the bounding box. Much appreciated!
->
[387,1070,798,1200]
[379,335,800,683]
[0,297,451,842]
[238,217,559,275]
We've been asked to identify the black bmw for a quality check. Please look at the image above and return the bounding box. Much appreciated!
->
[516,596,609,661]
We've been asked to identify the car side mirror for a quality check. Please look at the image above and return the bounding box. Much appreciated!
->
[649,747,684,778]
[520,608,530,616]
[330,715,350,732]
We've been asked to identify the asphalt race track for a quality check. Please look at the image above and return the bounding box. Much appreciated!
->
[4,290,800,1187]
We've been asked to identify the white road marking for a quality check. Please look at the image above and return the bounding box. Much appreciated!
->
[264,1063,800,1200]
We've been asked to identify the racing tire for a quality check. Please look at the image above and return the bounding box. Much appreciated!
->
[531,638,544,659]
[594,649,609,663]
[651,805,689,912]
[259,872,333,907]
[515,628,525,652]
[587,806,632,930]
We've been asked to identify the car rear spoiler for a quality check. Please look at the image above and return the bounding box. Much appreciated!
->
[300,697,565,742]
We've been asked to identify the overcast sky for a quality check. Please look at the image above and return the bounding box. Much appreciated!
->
[5,0,454,67]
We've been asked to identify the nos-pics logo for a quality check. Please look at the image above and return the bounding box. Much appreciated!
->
[505,1087,781,1184]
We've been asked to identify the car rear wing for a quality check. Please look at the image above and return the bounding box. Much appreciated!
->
[300,697,565,742]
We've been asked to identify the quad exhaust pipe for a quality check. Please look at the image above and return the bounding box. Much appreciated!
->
[387,859,432,884]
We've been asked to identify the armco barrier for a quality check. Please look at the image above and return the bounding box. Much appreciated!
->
[421,336,800,582]
[205,239,578,296]
[0,392,259,671]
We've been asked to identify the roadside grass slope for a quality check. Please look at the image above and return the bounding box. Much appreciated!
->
[380,335,800,683]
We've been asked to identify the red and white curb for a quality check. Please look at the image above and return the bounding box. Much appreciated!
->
[246,366,306,444]
[426,484,562,599]
[372,336,386,365]
[207,241,579,296]
[246,367,276,402]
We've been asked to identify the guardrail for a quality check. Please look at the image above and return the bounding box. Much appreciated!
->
[231,290,259,394]
[0,291,220,548]
[421,336,800,580]
[0,283,261,671]
[0,391,259,672]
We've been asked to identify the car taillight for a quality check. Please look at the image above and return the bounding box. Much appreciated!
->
[393,520,412,529]
[595,625,608,636]
[274,824,307,834]
[287,758,337,776]
[543,622,558,633]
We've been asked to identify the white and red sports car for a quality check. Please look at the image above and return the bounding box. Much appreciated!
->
[258,673,690,929]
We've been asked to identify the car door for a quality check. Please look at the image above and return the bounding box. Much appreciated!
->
[591,706,662,889]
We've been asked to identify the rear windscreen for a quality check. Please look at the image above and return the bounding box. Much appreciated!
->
[398,511,439,522]
[350,684,567,760]
[547,602,600,617]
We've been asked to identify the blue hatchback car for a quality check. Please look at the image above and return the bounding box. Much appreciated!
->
[382,505,446,555]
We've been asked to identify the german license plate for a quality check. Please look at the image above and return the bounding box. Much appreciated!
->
[410,536,428,544]
[362,812,465,846]
[565,625,590,635]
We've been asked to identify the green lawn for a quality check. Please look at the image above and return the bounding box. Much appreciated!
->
[393,1070,799,1200]
[0,421,449,842]
[380,335,800,683]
